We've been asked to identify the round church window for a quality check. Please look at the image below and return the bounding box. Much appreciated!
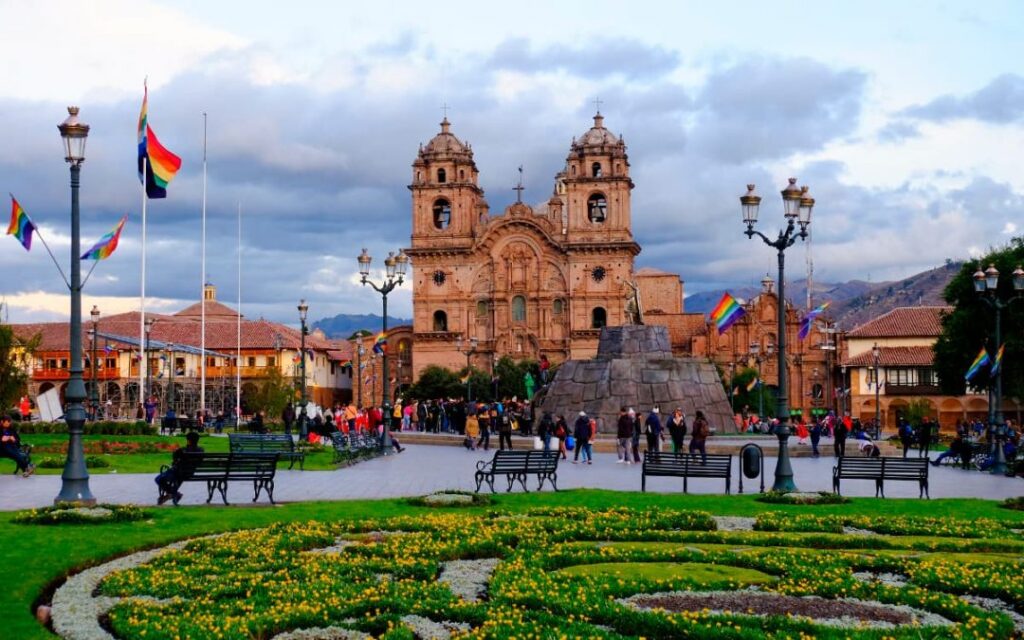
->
[433,270,446,286]
[591,266,606,282]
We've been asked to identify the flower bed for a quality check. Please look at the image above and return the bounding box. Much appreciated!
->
[756,490,850,505]
[14,420,154,435]
[42,507,1023,639]
[15,503,147,525]
[407,490,492,508]
[31,440,177,455]
[36,455,110,469]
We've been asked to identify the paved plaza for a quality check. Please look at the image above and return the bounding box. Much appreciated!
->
[2,442,1022,511]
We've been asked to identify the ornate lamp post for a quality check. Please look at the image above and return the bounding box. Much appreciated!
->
[973,263,1024,474]
[89,305,100,420]
[144,317,155,403]
[456,334,479,402]
[55,107,95,505]
[740,179,814,492]
[297,299,309,438]
[355,335,366,408]
[357,248,408,449]
[872,342,882,439]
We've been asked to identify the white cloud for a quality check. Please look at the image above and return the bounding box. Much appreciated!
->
[1003,222,1018,235]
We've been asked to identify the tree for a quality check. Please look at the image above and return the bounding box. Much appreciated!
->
[727,367,777,418]
[406,365,462,400]
[0,323,38,412]
[250,368,293,418]
[493,356,539,401]
[933,238,1024,402]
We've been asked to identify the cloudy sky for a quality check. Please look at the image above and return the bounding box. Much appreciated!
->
[1,0,1022,326]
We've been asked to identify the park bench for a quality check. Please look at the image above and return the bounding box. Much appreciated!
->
[641,452,733,494]
[160,416,198,436]
[474,449,559,493]
[329,432,383,465]
[833,456,929,498]
[158,452,279,505]
[229,433,306,470]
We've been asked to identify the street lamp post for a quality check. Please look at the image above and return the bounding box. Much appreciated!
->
[357,248,408,449]
[298,299,309,438]
[55,106,95,506]
[872,343,882,439]
[973,263,1024,474]
[166,343,176,417]
[144,317,154,405]
[840,365,848,418]
[740,179,814,492]
[89,305,100,420]
[456,335,479,402]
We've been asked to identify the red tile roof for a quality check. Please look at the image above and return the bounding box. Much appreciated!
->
[846,306,950,338]
[842,346,935,367]
[174,300,243,320]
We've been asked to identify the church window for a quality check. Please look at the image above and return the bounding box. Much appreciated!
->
[571,165,576,176]
[587,193,607,223]
[591,266,606,282]
[553,298,564,315]
[437,168,447,183]
[512,296,526,323]
[432,270,446,286]
[591,162,602,177]
[432,199,451,229]
[459,169,465,180]
[591,307,607,329]
[416,170,421,183]
[476,300,488,316]
[433,310,448,332]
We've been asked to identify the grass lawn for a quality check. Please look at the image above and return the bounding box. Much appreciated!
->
[4,490,1024,639]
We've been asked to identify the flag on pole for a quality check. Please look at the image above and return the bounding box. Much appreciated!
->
[373,331,387,354]
[746,377,759,392]
[798,302,830,340]
[709,292,745,335]
[7,196,36,251]
[81,215,128,260]
[137,84,182,199]
[965,347,991,381]
[990,344,1004,376]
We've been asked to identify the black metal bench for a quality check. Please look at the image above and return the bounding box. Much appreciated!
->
[158,452,279,505]
[229,433,305,470]
[474,449,559,493]
[329,432,383,465]
[642,452,733,494]
[833,456,929,498]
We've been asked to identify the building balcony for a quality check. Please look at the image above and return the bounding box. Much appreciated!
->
[33,367,120,381]
[883,384,941,396]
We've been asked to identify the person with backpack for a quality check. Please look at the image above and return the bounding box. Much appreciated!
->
[498,407,514,450]
[689,410,710,464]
[554,415,569,460]
[572,411,591,464]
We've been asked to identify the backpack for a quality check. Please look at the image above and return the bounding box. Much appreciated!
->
[695,419,709,439]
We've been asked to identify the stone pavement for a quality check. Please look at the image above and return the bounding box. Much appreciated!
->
[2,443,1022,511]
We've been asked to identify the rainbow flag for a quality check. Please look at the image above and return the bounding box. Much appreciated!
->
[339,359,352,370]
[373,331,387,354]
[137,84,182,199]
[710,292,745,335]
[7,196,36,251]
[990,344,1005,376]
[965,347,991,381]
[798,302,830,340]
[81,215,128,260]
[746,377,759,392]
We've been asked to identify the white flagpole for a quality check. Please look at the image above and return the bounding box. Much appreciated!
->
[200,112,208,417]
[139,157,148,406]
[236,201,241,423]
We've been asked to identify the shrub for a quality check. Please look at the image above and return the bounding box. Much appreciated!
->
[13,420,155,436]
[36,455,110,469]
[756,491,850,505]
[14,503,146,525]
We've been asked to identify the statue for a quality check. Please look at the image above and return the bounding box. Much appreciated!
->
[624,279,644,325]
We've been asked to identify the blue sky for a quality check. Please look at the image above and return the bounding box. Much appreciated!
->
[0,0,1022,325]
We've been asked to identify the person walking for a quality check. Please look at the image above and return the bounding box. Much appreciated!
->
[615,406,633,463]
[572,411,591,463]
[498,407,514,450]
[833,415,848,457]
[644,407,663,453]
[810,419,822,457]
[477,406,492,450]
[898,418,913,458]
[538,411,554,452]
[689,410,709,464]
[918,417,933,458]
[464,410,479,450]
[555,414,568,460]
[667,408,687,453]
[631,409,642,463]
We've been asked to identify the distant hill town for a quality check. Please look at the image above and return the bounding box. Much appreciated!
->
[684,262,961,330]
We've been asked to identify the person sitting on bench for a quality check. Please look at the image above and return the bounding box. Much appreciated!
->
[155,431,204,505]
[1,415,34,477]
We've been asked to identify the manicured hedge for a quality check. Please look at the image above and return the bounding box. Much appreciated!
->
[12,420,155,435]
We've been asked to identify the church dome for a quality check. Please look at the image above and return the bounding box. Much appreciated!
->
[420,118,472,159]
[568,113,626,158]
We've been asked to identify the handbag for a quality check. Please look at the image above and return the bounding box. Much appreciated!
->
[566,435,575,450]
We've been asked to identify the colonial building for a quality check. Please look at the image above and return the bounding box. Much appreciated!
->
[12,284,354,417]
[841,306,1019,432]
[404,113,642,377]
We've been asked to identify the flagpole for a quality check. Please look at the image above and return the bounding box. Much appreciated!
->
[200,112,207,417]
[139,156,148,406]
[236,201,241,424]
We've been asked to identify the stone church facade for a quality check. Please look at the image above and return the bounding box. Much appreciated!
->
[404,114,643,377]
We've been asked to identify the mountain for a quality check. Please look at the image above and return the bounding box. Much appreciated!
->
[683,262,960,331]
[312,313,412,339]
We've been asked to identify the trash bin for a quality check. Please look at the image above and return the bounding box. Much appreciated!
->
[742,445,762,479]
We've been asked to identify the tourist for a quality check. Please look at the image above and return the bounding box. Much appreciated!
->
[144,396,157,424]
[572,411,591,464]
[464,409,479,450]
[809,419,822,457]
[0,415,33,477]
[402,402,413,431]
[539,354,550,384]
[554,414,568,459]
[689,410,709,464]
[898,418,913,458]
[538,411,554,451]
[918,417,934,458]
[795,418,809,445]
[833,415,848,457]
[644,407,663,453]
[930,433,967,467]
[477,406,491,451]
[281,404,295,435]
[667,408,687,453]
[498,405,514,450]
[249,410,266,434]
[18,396,30,422]
[155,431,204,505]
[631,408,642,463]
[616,406,633,464]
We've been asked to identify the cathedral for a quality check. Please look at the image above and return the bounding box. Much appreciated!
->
[404,113,647,377]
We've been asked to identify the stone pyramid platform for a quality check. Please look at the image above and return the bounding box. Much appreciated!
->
[538,325,737,434]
